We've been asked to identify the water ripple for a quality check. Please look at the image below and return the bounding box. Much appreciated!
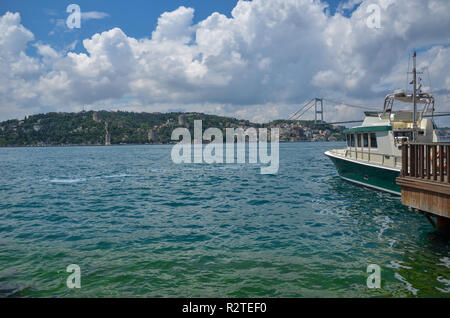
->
[0,143,448,297]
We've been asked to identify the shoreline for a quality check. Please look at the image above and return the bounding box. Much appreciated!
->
[0,140,346,149]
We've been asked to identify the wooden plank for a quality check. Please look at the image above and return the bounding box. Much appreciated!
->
[408,142,450,146]
[397,177,450,195]
[400,186,450,218]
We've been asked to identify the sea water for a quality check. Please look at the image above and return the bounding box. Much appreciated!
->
[0,143,448,297]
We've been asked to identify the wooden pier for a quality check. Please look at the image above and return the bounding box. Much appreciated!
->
[396,142,450,233]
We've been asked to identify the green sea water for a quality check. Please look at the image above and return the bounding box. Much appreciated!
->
[0,142,448,297]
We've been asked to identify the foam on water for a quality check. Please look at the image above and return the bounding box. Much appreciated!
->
[45,174,134,184]
[49,178,86,184]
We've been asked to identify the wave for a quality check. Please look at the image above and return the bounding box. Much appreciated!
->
[49,178,86,184]
[45,173,134,184]
[150,169,166,173]
[103,174,134,178]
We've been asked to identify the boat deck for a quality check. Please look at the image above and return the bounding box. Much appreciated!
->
[328,148,402,171]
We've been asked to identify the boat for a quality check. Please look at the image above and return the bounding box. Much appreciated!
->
[325,53,441,195]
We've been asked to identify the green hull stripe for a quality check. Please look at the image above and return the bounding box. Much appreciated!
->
[343,125,392,134]
[326,154,401,195]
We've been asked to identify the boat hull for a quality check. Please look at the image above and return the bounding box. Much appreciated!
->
[325,151,401,195]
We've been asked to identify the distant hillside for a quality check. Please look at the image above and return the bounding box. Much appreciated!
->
[0,111,344,146]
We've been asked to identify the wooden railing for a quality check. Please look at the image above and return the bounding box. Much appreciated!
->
[401,142,450,183]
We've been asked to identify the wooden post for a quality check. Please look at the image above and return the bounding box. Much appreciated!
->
[447,145,450,184]
[433,145,437,181]
[419,144,424,178]
[440,145,445,182]
[426,145,431,179]
[410,144,416,177]
[402,144,408,177]
[415,144,419,177]
[361,134,364,160]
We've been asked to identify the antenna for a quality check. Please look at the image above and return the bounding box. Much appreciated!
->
[426,67,433,94]
[406,53,411,93]
[412,51,417,141]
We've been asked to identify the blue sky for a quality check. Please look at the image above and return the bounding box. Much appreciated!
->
[1,0,240,52]
[0,0,448,125]
[1,0,352,55]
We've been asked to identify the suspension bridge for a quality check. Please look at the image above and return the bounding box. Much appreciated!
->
[289,98,450,126]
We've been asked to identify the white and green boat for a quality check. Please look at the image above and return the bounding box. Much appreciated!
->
[325,54,441,195]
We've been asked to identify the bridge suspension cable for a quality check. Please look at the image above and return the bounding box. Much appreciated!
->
[289,99,314,120]
[289,97,379,122]
[293,101,316,120]
[321,98,379,111]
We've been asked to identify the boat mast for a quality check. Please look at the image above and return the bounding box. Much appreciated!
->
[412,51,417,141]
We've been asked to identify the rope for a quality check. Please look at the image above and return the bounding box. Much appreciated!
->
[426,67,433,94]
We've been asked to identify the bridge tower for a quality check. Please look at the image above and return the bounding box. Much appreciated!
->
[314,98,324,124]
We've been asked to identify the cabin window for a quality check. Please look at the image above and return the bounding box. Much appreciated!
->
[357,134,362,147]
[394,131,412,140]
[346,134,351,147]
[370,133,377,148]
[363,133,369,147]
[350,134,355,147]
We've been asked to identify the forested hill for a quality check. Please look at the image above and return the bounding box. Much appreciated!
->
[0,110,343,146]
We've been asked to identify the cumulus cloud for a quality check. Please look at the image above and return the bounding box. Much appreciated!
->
[0,12,43,119]
[0,11,34,55]
[0,0,449,125]
[336,0,363,14]
[152,6,194,43]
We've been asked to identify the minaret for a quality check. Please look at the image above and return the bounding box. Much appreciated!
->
[105,121,111,146]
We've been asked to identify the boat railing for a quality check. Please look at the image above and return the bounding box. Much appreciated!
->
[344,149,402,168]
[400,142,450,183]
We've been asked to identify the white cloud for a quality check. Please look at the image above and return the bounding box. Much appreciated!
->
[337,0,363,13]
[81,11,110,21]
[48,11,109,36]
[0,12,43,120]
[0,12,34,56]
[152,6,194,43]
[0,0,449,125]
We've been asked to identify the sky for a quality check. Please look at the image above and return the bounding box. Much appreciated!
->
[0,0,449,126]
